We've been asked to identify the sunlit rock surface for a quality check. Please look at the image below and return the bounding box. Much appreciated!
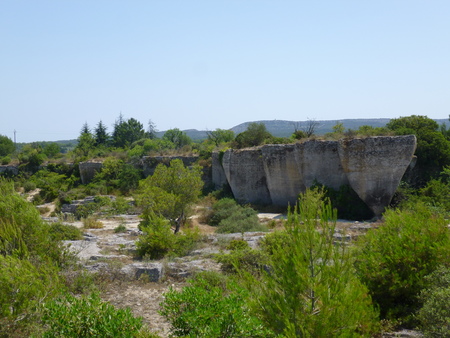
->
[217,135,416,217]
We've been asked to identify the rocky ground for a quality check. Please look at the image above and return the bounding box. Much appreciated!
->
[41,206,421,337]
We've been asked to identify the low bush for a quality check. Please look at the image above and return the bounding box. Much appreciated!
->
[29,170,69,203]
[208,198,240,226]
[111,196,134,214]
[136,215,201,260]
[48,222,83,241]
[247,188,379,337]
[41,292,144,337]
[0,178,67,263]
[0,255,61,319]
[355,202,450,321]
[23,181,37,192]
[216,246,268,275]
[82,216,104,229]
[1,156,11,165]
[208,198,267,234]
[160,274,273,337]
[417,178,450,214]
[417,266,450,336]
[226,238,250,251]
[114,223,127,233]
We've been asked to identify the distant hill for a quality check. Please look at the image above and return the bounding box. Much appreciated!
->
[27,118,450,144]
[230,119,393,138]
[155,129,209,141]
[183,118,450,140]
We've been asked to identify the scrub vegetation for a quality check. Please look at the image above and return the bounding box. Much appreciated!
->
[1,114,450,336]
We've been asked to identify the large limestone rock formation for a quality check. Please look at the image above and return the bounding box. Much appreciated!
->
[217,135,416,217]
[337,136,416,216]
[0,165,19,176]
[79,161,104,184]
[222,148,271,205]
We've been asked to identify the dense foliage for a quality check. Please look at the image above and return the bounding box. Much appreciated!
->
[416,266,450,336]
[355,203,450,321]
[387,115,450,185]
[0,178,66,334]
[233,122,274,148]
[249,189,379,336]
[206,198,267,233]
[0,134,15,157]
[160,273,272,337]
[41,293,144,338]
[135,159,203,233]
[136,214,201,259]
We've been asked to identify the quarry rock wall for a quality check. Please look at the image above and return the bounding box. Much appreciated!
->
[217,135,417,217]
[0,165,19,176]
[78,161,104,185]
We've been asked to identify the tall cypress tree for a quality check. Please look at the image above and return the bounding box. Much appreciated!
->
[94,120,109,146]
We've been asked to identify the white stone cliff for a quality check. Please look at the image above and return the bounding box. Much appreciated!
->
[215,135,417,217]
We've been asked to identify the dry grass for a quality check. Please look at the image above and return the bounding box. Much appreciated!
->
[83,216,104,229]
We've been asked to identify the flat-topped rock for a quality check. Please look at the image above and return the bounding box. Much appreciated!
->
[217,136,416,217]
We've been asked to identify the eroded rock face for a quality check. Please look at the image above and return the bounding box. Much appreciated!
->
[79,161,103,184]
[260,141,349,206]
[0,165,19,176]
[337,135,417,216]
[222,148,271,204]
[211,152,228,189]
[218,136,417,217]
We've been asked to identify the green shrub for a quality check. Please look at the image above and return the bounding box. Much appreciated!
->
[208,198,267,234]
[117,164,142,193]
[160,275,273,337]
[226,239,250,251]
[216,247,268,275]
[0,255,61,318]
[208,198,240,226]
[355,202,450,321]
[61,269,97,295]
[23,180,38,193]
[215,211,267,233]
[417,266,450,336]
[30,170,69,202]
[114,224,127,233]
[48,222,83,241]
[417,178,450,213]
[136,215,201,260]
[0,178,66,263]
[1,156,11,165]
[248,188,379,337]
[41,292,143,337]
[111,196,133,214]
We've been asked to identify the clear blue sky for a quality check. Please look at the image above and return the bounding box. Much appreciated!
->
[1,1,449,143]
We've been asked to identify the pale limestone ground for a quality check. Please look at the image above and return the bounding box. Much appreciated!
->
[40,201,419,337]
